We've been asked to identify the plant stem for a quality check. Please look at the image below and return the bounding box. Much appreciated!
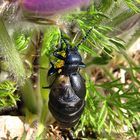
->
[0,17,25,85]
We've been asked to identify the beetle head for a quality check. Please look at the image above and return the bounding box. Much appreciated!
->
[65,46,82,64]
[62,46,85,74]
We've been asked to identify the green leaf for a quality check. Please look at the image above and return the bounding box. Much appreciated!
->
[98,101,108,132]
[0,81,19,107]
[79,44,98,57]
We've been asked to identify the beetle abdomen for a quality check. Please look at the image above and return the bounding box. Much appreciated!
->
[48,74,86,128]
[49,99,85,128]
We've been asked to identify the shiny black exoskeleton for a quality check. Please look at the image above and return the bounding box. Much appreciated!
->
[48,28,92,128]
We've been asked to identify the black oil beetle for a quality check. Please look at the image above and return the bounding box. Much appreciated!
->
[47,28,92,128]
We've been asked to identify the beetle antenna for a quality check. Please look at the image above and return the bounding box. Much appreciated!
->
[76,27,93,48]
[60,31,69,47]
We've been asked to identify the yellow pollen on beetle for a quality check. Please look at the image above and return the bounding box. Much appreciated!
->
[55,60,64,69]
[54,51,66,69]
[58,69,62,73]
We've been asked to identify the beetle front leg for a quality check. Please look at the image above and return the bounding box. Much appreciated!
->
[42,62,56,89]
[79,62,86,68]
[53,51,65,60]
[48,62,57,76]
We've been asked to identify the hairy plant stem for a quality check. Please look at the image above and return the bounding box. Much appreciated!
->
[0,17,26,85]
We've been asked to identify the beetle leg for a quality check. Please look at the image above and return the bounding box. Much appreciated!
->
[42,78,56,89]
[42,86,51,89]
[48,67,57,76]
[53,51,65,60]
[79,62,86,68]
[43,62,57,88]
[48,62,57,76]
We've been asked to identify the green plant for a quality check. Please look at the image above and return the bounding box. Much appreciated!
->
[0,81,19,108]
[0,0,140,139]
